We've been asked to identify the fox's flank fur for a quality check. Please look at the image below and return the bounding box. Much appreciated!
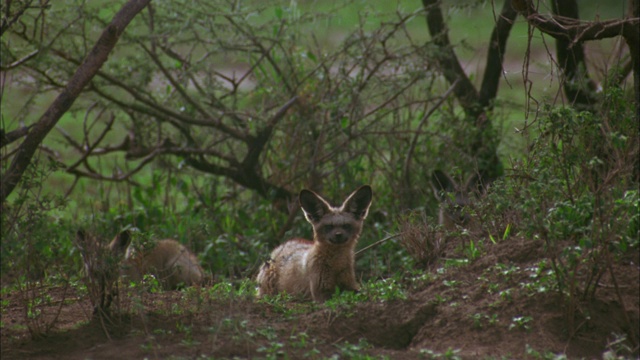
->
[76,230,203,312]
[257,185,373,302]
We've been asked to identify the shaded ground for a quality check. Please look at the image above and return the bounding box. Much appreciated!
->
[2,235,639,359]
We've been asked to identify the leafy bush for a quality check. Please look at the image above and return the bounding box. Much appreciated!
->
[1,159,81,337]
[479,86,638,332]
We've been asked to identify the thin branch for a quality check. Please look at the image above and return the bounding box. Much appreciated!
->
[515,0,639,117]
[138,42,216,122]
[355,233,402,257]
[1,0,152,204]
[0,50,39,71]
[243,96,298,170]
[0,125,34,148]
[48,46,249,141]
[65,113,116,171]
[402,80,459,192]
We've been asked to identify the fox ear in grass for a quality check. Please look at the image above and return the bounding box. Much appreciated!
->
[431,170,457,199]
[299,189,332,223]
[109,230,132,257]
[75,229,88,248]
[341,185,373,220]
[75,229,95,255]
[76,229,87,241]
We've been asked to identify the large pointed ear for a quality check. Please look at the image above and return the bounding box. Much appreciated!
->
[431,170,457,201]
[76,229,87,243]
[299,189,332,223]
[341,185,373,220]
[431,170,456,192]
[464,172,483,194]
[109,230,132,257]
[75,229,90,254]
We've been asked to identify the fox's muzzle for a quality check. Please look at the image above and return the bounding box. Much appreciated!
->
[329,232,348,244]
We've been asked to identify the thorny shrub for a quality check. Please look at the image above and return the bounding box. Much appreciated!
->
[485,86,638,336]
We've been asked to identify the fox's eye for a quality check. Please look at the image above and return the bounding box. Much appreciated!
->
[342,224,352,232]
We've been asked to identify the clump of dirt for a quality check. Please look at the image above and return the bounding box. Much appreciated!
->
[2,235,638,359]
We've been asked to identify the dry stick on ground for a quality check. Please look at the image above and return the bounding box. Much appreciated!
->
[0,0,151,204]
[355,233,402,257]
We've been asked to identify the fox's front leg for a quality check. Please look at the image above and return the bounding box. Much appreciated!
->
[309,274,333,302]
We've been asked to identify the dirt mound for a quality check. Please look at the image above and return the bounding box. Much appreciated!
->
[2,235,638,359]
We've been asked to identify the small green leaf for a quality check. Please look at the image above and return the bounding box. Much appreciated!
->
[275,7,283,20]
[306,51,317,62]
[503,223,512,240]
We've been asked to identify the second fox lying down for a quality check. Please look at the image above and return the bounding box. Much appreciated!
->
[76,229,204,313]
[257,185,373,302]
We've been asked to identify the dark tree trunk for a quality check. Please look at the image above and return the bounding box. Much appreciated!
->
[421,0,511,182]
[479,0,518,111]
[551,0,598,108]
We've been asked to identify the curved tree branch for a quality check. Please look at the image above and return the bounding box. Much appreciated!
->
[1,0,151,204]
[550,0,598,107]
[422,0,480,118]
[243,96,299,171]
[421,0,508,181]
[515,0,639,116]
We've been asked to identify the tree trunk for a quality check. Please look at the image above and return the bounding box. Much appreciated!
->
[551,0,598,108]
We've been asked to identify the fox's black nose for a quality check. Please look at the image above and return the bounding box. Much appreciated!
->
[331,232,347,244]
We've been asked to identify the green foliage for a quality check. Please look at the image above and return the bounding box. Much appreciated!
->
[205,279,256,301]
[509,315,533,332]
[524,344,568,360]
[333,339,379,360]
[0,159,83,338]
[470,312,499,329]
[1,160,78,283]
[461,239,483,260]
[323,276,408,312]
[479,86,638,335]
[419,347,462,360]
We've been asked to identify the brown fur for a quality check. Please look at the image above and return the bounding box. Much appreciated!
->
[121,238,204,289]
[76,230,203,313]
[257,185,373,302]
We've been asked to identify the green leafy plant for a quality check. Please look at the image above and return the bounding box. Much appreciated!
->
[462,239,483,260]
[470,313,499,329]
[480,86,637,345]
[334,339,376,359]
[419,347,462,360]
[509,315,533,332]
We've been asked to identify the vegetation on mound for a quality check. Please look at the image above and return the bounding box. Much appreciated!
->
[1,0,638,358]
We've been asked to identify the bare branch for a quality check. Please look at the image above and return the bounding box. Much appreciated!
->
[0,125,33,148]
[1,0,152,204]
[514,0,639,116]
[243,96,299,171]
[402,80,459,192]
[45,46,250,141]
[0,50,39,70]
[65,113,116,171]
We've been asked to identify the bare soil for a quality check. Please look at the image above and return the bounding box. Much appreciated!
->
[2,235,638,359]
